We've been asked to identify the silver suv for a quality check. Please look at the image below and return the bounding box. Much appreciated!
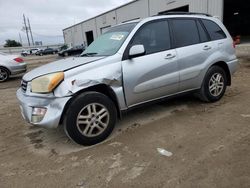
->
[17,13,238,145]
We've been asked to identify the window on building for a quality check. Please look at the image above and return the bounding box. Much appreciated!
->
[171,19,200,48]
[130,20,171,55]
[202,19,227,40]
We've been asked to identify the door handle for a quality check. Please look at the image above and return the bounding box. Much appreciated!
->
[203,45,212,50]
[165,53,176,59]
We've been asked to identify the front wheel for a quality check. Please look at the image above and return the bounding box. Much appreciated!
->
[199,66,227,102]
[64,92,117,146]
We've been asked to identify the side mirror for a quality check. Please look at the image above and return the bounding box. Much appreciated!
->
[129,45,145,59]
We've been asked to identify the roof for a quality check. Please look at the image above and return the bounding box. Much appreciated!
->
[63,0,138,31]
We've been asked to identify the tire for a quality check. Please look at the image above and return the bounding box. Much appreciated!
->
[64,52,68,57]
[64,92,117,146]
[199,66,227,102]
[0,67,9,82]
[40,53,43,56]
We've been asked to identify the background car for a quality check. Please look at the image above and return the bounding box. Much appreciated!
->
[0,52,27,82]
[58,45,85,57]
[36,48,58,56]
[21,48,40,56]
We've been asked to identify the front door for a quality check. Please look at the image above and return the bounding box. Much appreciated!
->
[122,20,179,107]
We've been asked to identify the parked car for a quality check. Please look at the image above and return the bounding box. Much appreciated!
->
[58,45,85,57]
[21,48,40,56]
[0,52,27,82]
[36,48,58,56]
[17,13,238,146]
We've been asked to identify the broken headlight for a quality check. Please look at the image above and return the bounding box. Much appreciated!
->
[31,72,64,93]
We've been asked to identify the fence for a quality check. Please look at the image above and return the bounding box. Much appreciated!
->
[0,44,64,55]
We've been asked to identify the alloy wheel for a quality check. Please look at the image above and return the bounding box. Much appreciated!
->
[76,103,110,137]
[208,73,224,97]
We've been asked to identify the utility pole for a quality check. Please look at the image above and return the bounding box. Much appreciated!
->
[19,33,23,45]
[27,18,34,46]
[23,14,30,46]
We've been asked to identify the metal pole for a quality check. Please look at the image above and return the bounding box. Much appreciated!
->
[28,18,34,46]
[19,33,23,45]
[23,14,30,46]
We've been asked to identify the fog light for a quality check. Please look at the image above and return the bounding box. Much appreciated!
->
[31,107,47,123]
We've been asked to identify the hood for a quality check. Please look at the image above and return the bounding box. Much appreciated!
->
[23,56,105,81]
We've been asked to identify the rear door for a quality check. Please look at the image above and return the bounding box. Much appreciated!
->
[170,18,217,91]
[122,19,179,107]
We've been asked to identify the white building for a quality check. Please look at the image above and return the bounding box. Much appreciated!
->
[63,0,248,46]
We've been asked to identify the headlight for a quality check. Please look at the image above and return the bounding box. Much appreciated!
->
[31,72,64,93]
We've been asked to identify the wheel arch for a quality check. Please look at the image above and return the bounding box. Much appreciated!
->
[0,66,11,75]
[59,84,121,125]
[211,61,231,86]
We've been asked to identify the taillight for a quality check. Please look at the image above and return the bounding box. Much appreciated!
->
[14,57,24,63]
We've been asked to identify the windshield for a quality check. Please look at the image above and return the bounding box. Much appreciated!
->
[81,22,137,57]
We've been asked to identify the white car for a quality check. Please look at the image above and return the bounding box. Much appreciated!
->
[0,52,27,82]
[21,48,40,56]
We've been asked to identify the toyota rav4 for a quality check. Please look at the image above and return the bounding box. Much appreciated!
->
[17,13,238,146]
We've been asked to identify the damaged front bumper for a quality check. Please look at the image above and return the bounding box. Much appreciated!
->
[16,88,71,129]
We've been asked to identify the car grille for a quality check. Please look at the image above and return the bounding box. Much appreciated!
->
[21,80,28,93]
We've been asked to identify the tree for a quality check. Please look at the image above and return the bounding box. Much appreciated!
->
[4,39,22,47]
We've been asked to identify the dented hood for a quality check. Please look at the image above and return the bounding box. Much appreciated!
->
[23,56,105,81]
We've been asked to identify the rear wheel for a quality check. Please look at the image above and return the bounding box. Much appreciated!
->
[0,68,9,82]
[199,66,227,102]
[64,52,68,57]
[64,92,117,146]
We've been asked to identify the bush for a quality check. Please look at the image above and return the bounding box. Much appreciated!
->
[4,39,22,47]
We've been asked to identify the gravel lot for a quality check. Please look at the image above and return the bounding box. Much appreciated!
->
[0,54,250,188]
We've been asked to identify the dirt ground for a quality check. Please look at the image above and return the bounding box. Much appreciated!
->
[0,54,250,188]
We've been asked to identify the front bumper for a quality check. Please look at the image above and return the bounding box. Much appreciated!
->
[16,88,71,129]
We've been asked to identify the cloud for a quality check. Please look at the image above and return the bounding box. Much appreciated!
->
[0,0,132,45]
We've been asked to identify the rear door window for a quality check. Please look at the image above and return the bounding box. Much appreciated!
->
[201,19,226,40]
[197,20,210,43]
[171,19,200,48]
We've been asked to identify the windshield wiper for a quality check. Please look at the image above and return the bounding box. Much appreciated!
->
[81,53,98,57]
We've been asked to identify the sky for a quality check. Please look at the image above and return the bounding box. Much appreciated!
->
[0,0,132,46]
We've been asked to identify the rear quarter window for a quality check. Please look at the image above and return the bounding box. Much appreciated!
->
[201,19,227,41]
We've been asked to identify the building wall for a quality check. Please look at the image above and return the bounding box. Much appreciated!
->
[63,28,73,47]
[208,0,224,20]
[116,0,149,23]
[63,0,224,46]
[73,24,84,46]
[96,10,117,36]
[149,0,190,15]
[80,19,98,45]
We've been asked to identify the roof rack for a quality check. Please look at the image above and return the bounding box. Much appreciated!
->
[157,12,212,17]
